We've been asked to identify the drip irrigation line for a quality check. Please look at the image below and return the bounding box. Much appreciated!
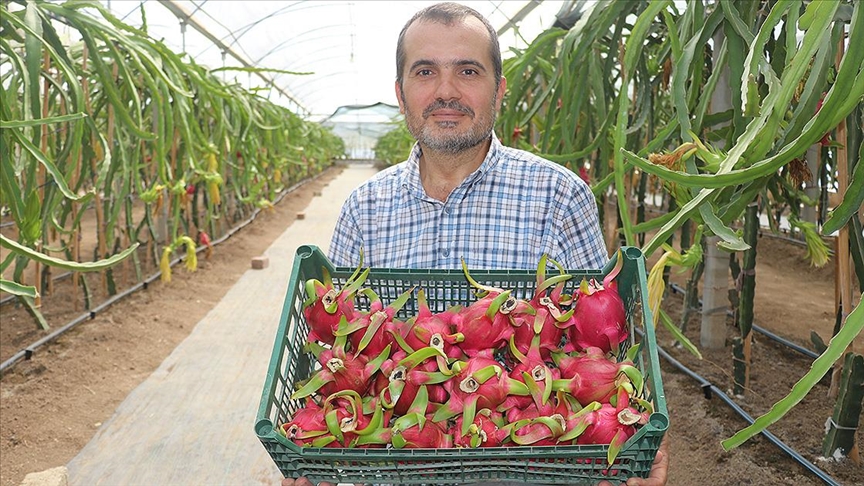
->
[667,283,820,360]
[0,172,325,376]
[649,332,842,486]
[758,229,836,257]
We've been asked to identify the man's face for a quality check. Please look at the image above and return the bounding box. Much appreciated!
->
[396,18,506,154]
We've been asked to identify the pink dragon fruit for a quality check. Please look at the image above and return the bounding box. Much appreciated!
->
[338,287,413,358]
[509,413,568,446]
[451,408,511,448]
[505,397,578,446]
[566,252,628,355]
[511,255,573,360]
[393,414,454,448]
[279,399,336,447]
[504,388,578,425]
[396,289,465,359]
[559,401,649,465]
[303,263,370,345]
[355,385,454,449]
[375,347,452,416]
[552,346,643,406]
[291,335,391,399]
[500,331,561,414]
[433,356,529,436]
[321,390,386,447]
[453,260,535,358]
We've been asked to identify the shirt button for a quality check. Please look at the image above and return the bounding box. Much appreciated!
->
[444,207,452,215]
[442,249,450,257]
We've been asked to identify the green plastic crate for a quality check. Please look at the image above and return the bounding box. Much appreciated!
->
[255,245,668,485]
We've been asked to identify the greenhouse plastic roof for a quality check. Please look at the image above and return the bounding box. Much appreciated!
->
[100,1,578,121]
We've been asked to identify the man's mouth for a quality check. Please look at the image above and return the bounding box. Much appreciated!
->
[423,101,474,119]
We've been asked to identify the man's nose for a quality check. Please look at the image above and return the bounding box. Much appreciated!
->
[434,72,460,101]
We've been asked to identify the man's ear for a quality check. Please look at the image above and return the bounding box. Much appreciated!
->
[395,80,406,114]
[495,76,507,112]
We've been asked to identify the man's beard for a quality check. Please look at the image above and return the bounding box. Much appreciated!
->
[403,97,497,154]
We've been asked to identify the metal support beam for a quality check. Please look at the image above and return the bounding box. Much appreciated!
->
[497,0,544,36]
[157,0,310,116]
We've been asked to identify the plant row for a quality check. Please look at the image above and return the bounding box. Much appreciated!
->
[0,1,345,322]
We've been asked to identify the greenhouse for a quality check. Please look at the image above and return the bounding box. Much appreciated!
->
[1,1,862,485]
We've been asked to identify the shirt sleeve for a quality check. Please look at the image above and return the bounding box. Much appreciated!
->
[327,194,363,268]
[557,179,609,269]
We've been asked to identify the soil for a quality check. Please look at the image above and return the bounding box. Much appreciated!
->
[1,165,863,486]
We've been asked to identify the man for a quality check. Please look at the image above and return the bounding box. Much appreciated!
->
[326,2,607,271]
[284,3,668,485]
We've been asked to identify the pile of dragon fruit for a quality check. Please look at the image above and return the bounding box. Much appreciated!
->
[279,253,653,465]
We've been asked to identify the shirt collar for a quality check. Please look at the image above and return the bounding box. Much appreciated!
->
[400,134,504,197]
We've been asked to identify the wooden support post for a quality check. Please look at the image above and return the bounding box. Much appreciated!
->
[829,35,853,398]
[603,195,619,254]
[71,44,90,312]
[822,352,863,465]
[101,62,119,295]
[732,336,746,396]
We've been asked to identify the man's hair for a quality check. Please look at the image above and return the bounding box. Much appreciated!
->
[395,2,502,89]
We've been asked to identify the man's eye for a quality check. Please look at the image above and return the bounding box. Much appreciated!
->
[462,68,478,76]
[417,69,433,76]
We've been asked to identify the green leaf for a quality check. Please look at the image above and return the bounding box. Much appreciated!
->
[822,140,864,235]
[0,112,88,128]
[657,309,701,360]
[22,189,42,244]
[722,297,864,451]
[0,278,38,299]
[699,204,750,252]
[7,124,92,202]
[0,234,139,272]
[209,66,313,76]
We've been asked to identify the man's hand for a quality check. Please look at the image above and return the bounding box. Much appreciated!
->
[597,435,669,486]
[281,478,330,486]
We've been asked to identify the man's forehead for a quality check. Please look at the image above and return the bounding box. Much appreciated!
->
[403,16,488,43]
[402,17,490,62]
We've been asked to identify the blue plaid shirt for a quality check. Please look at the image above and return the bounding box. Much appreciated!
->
[328,135,608,270]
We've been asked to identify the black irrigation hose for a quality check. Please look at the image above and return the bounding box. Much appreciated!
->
[650,334,842,486]
[0,172,327,375]
[758,229,836,257]
[666,283,820,360]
